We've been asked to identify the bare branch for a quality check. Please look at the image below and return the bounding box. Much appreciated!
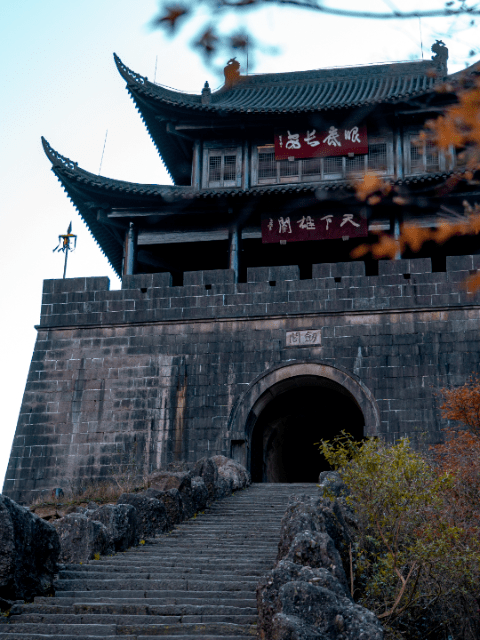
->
[215,0,480,19]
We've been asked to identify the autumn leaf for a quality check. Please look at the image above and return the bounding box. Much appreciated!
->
[370,234,400,260]
[356,173,391,202]
[350,243,370,259]
[230,32,248,50]
[461,271,480,295]
[401,223,431,253]
[151,4,188,31]
[195,27,219,55]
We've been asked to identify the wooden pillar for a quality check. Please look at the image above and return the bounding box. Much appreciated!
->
[394,125,404,181]
[191,140,201,190]
[242,141,249,191]
[392,124,404,260]
[123,222,137,277]
[228,227,240,283]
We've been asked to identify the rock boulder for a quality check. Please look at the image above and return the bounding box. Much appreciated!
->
[0,495,60,606]
[212,455,251,491]
[54,513,113,564]
[89,503,137,551]
[193,457,218,502]
[117,493,170,539]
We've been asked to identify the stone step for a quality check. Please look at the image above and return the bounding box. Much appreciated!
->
[53,590,257,601]
[0,622,257,636]
[64,559,271,570]
[59,567,265,581]
[13,603,257,616]
[7,483,320,638]
[9,613,257,625]
[0,635,254,640]
[55,579,258,592]
[36,596,257,607]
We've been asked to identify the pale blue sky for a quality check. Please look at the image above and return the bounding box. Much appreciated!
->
[0,0,477,489]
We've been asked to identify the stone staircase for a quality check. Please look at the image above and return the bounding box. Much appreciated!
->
[1,483,319,639]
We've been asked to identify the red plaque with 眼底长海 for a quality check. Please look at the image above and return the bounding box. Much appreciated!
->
[274,125,368,160]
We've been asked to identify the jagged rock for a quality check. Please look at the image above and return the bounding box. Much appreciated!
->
[276,495,351,573]
[212,455,251,491]
[257,560,351,640]
[117,493,170,538]
[258,490,383,640]
[318,470,349,498]
[148,470,193,492]
[285,531,349,591]
[88,503,137,551]
[272,580,383,640]
[54,514,113,563]
[143,487,184,526]
[0,495,60,603]
[193,457,218,502]
[148,470,196,518]
[214,476,234,500]
[191,477,208,513]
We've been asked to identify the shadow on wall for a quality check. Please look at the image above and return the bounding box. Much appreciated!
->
[251,382,364,483]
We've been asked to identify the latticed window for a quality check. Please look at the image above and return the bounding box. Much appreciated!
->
[206,148,240,187]
[258,152,276,179]
[255,139,392,185]
[302,158,322,176]
[425,141,440,171]
[368,143,388,171]
[345,154,366,175]
[408,135,441,174]
[279,159,300,179]
[324,157,343,177]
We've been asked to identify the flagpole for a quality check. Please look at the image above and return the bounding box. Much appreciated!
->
[63,247,69,279]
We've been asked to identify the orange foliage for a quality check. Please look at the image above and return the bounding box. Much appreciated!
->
[355,174,391,202]
[438,373,480,436]
[432,430,480,533]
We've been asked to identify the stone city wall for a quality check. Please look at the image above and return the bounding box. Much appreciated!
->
[4,256,480,501]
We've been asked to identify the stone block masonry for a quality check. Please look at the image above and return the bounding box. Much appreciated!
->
[5,256,480,502]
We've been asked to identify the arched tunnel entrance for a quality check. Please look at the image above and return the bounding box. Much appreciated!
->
[250,377,365,483]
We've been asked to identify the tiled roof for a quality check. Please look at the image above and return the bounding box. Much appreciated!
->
[115,54,440,114]
[42,138,461,274]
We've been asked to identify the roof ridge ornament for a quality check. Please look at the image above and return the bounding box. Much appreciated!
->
[224,58,241,88]
[431,39,448,76]
[201,81,211,105]
[41,137,78,171]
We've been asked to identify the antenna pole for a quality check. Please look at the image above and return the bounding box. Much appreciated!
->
[154,56,158,83]
[419,19,424,60]
[99,129,108,175]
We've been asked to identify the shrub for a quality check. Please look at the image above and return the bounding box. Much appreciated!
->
[318,433,480,640]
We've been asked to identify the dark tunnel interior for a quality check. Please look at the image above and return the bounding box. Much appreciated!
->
[250,381,365,482]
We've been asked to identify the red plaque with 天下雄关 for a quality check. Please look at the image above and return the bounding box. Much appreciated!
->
[261,212,368,243]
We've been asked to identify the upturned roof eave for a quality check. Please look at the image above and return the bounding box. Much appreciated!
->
[114,53,447,118]
[42,137,461,202]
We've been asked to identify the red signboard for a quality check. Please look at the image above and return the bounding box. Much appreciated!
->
[274,125,368,160]
[261,212,368,243]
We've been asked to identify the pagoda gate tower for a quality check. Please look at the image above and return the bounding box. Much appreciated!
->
[5,43,480,501]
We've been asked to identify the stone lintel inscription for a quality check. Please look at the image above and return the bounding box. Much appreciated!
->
[286,329,321,347]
